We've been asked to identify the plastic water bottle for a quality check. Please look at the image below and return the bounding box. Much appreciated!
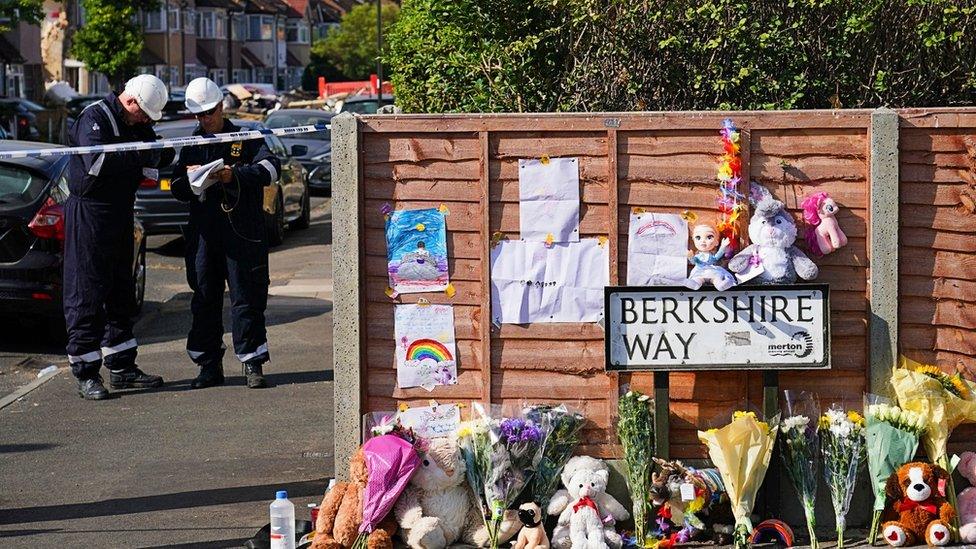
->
[270,490,295,549]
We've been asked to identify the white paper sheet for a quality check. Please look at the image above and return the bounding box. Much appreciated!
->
[626,211,689,285]
[518,157,580,242]
[490,238,608,324]
[394,304,458,390]
[398,404,461,439]
[188,158,224,201]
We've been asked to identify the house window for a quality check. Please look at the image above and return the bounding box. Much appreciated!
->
[167,8,181,32]
[198,11,214,38]
[184,9,196,34]
[209,68,227,86]
[215,13,227,39]
[144,7,165,32]
[248,14,273,41]
[231,14,245,41]
[286,20,309,44]
[233,68,250,83]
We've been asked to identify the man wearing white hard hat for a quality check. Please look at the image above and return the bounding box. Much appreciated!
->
[170,77,281,389]
[63,74,177,400]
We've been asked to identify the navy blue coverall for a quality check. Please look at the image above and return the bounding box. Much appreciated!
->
[64,93,175,378]
[170,119,281,369]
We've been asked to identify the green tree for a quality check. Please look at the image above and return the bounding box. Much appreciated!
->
[0,0,43,32]
[386,0,976,113]
[71,0,157,88]
[311,2,400,81]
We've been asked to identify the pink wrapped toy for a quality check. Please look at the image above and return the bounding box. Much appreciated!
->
[957,451,976,543]
[801,192,848,256]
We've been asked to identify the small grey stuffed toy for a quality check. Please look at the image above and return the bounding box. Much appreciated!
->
[728,186,818,284]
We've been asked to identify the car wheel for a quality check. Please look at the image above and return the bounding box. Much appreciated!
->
[289,182,311,230]
[266,190,286,247]
[133,240,147,313]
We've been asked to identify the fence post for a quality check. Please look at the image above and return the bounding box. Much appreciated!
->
[868,107,900,396]
[332,112,362,481]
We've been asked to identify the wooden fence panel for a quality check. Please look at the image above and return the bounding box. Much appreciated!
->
[351,111,973,460]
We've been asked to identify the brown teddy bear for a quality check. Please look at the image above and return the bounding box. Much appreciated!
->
[310,449,397,549]
[881,461,955,547]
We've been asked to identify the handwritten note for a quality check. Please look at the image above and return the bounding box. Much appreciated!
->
[398,404,461,439]
[394,304,458,390]
[519,157,580,243]
[626,211,689,285]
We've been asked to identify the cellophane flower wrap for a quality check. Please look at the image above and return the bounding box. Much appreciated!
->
[864,394,925,544]
[779,391,820,549]
[818,407,865,549]
[523,404,585,512]
[697,410,779,549]
[892,356,976,537]
[352,434,422,549]
[616,390,655,546]
[458,403,546,549]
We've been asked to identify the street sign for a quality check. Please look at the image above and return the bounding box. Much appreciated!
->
[605,284,830,371]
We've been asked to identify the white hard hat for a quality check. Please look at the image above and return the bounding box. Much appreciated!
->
[185,77,223,114]
[123,74,168,121]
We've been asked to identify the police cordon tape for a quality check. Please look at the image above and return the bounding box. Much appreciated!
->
[0,123,331,160]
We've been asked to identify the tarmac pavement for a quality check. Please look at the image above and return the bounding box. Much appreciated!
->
[0,197,335,548]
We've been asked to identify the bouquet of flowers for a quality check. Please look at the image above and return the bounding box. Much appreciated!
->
[697,410,780,549]
[892,356,976,537]
[818,407,865,549]
[779,391,820,549]
[617,390,656,546]
[864,396,926,544]
[458,404,546,549]
[352,434,421,549]
[523,404,586,512]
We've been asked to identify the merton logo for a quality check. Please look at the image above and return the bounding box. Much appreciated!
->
[768,331,815,358]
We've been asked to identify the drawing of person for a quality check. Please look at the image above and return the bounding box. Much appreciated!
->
[396,240,441,282]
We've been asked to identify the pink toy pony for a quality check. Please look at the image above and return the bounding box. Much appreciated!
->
[801,192,847,256]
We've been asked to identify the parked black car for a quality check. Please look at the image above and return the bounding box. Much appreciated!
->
[0,98,44,140]
[337,94,395,115]
[65,94,103,127]
[264,109,334,194]
[0,141,147,327]
[134,119,311,246]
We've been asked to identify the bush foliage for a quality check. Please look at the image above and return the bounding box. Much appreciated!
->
[310,1,400,83]
[386,0,976,112]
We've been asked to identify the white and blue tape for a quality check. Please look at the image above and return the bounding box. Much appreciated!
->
[0,123,331,160]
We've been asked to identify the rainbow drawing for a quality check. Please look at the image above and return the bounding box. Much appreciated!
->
[406,339,454,363]
[636,219,677,236]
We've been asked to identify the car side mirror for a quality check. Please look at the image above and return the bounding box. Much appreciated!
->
[290,144,308,157]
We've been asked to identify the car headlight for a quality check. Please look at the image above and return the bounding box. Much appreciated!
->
[310,152,331,163]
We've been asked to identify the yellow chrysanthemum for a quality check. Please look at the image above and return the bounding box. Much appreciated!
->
[733,410,757,421]
[818,415,830,430]
[848,411,865,426]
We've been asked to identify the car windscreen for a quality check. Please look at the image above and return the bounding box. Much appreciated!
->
[0,164,46,211]
[341,101,378,114]
[264,113,332,140]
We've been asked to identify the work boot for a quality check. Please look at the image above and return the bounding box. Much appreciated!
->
[191,364,225,389]
[77,376,109,400]
[109,367,164,389]
[243,362,267,389]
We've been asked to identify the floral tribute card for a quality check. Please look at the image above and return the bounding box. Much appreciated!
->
[394,303,458,390]
[398,404,462,439]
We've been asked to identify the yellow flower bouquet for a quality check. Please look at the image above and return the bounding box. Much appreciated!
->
[698,410,779,549]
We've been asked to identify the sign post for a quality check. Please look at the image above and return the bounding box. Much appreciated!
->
[605,284,830,513]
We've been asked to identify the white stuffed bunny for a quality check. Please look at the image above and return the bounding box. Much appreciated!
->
[728,185,818,284]
[547,456,630,549]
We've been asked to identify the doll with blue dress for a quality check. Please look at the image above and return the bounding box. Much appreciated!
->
[685,222,737,291]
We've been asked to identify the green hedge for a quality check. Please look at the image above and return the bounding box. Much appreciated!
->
[386,0,976,113]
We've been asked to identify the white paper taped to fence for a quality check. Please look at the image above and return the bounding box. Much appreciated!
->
[0,123,330,160]
[518,157,580,243]
[490,238,609,324]
[626,211,689,285]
